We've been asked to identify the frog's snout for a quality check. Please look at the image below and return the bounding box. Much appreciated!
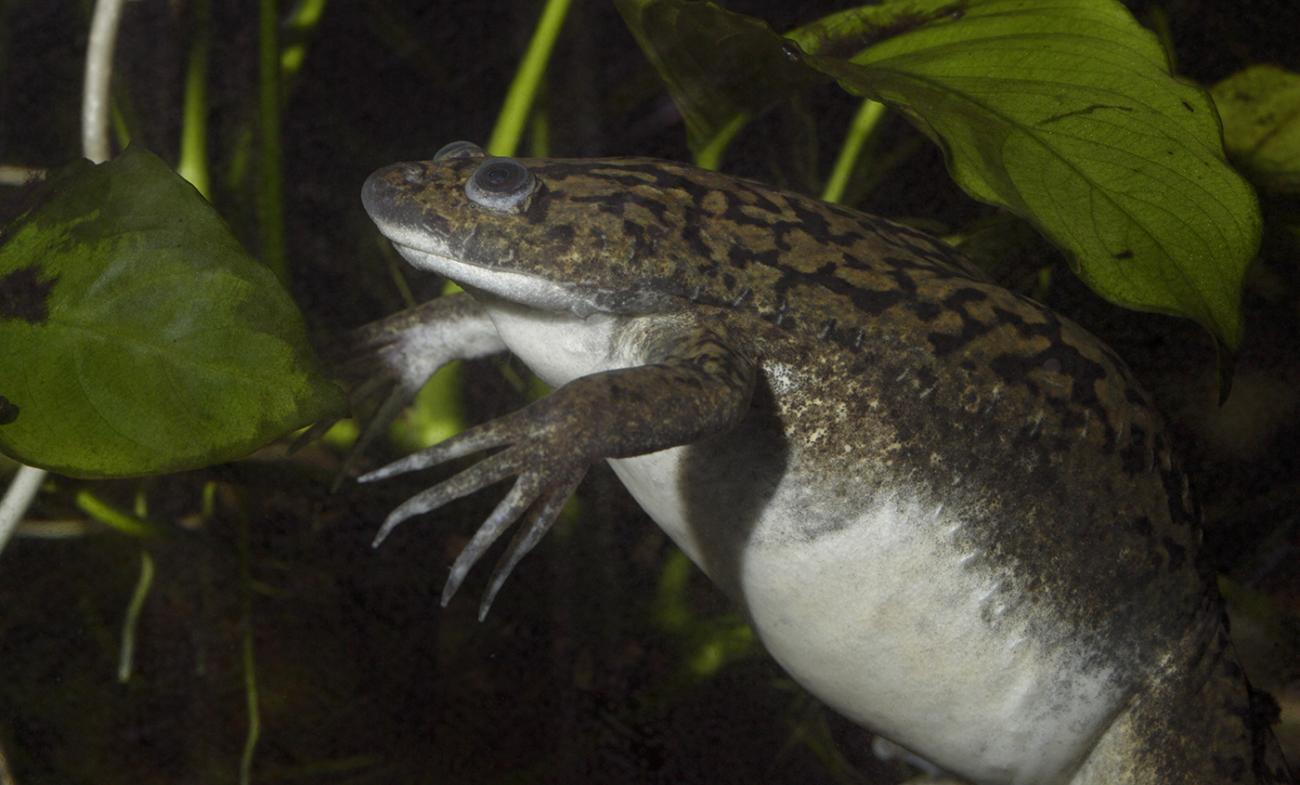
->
[361,162,434,229]
[360,164,404,221]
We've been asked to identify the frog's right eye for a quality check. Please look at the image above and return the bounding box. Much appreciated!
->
[465,158,537,214]
[434,141,484,161]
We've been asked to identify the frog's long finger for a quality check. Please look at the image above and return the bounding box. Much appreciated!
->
[440,472,544,608]
[477,467,585,621]
[360,422,518,482]
[371,449,523,546]
[332,386,420,492]
[347,371,396,405]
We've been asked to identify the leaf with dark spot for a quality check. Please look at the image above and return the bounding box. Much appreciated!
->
[1039,103,1134,126]
[0,265,59,324]
[0,145,344,477]
[0,396,18,425]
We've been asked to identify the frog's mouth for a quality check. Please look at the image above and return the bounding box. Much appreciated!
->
[367,222,606,317]
[387,238,604,317]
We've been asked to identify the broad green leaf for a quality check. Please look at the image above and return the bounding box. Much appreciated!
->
[619,0,1260,350]
[1212,65,1300,195]
[795,0,1259,350]
[0,145,344,478]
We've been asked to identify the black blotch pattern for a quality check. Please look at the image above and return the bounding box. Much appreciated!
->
[943,287,990,312]
[0,395,18,425]
[544,223,575,244]
[680,222,712,259]
[883,264,920,295]
[768,260,910,322]
[1162,536,1187,572]
[1120,422,1149,474]
[0,265,59,324]
[913,301,943,322]
[621,220,646,248]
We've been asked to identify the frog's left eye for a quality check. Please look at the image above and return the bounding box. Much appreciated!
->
[465,158,538,214]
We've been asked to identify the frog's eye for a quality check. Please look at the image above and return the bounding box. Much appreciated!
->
[434,141,483,161]
[465,158,538,214]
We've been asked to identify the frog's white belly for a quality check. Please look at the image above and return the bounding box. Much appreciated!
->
[484,303,1126,785]
[610,450,1122,785]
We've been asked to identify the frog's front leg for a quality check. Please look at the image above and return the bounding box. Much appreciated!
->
[328,293,506,482]
[362,316,757,619]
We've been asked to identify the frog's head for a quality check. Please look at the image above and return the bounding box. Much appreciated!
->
[363,141,709,317]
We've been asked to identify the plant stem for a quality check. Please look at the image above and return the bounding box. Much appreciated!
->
[0,465,45,554]
[239,512,261,785]
[73,490,161,538]
[117,549,156,682]
[178,0,213,197]
[258,0,287,283]
[693,113,748,171]
[821,98,885,204]
[486,0,573,157]
[81,0,126,163]
[281,0,329,81]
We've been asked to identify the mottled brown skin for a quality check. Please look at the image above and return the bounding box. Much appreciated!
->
[360,154,1292,784]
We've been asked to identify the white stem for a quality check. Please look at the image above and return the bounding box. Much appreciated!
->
[0,165,46,185]
[81,0,128,164]
[0,466,46,554]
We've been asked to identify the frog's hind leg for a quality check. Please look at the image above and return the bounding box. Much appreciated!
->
[1069,616,1293,785]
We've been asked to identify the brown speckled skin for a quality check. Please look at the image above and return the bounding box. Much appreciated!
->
[362,155,1292,784]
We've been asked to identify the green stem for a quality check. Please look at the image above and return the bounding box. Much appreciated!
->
[281,0,329,80]
[528,99,551,158]
[821,99,886,204]
[258,0,287,283]
[74,490,161,538]
[238,512,261,785]
[486,0,573,157]
[178,0,213,197]
[117,549,155,683]
[693,113,748,171]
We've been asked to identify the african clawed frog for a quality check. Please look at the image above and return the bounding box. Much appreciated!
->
[352,141,1292,785]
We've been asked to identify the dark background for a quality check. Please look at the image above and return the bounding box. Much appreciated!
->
[0,1,1297,783]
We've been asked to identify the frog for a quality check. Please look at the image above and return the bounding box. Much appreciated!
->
[350,140,1293,785]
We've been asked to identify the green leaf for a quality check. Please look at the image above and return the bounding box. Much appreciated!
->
[1212,65,1300,196]
[798,0,1259,349]
[619,0,1260,350]
[0,145,344,478]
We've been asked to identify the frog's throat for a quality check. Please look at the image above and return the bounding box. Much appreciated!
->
[388,241,601,317]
